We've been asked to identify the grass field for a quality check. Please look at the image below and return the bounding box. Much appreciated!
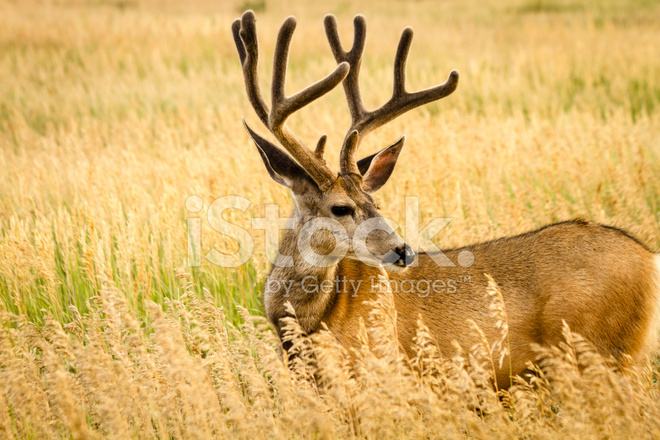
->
[1,0,660,438]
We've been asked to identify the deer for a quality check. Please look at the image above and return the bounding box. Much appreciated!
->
[231,10,660,389]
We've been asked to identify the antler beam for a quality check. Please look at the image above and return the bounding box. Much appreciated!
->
[324,14,459,175]
[232,10,350,188]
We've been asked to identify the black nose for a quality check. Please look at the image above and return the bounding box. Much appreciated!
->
[394,244,415,267]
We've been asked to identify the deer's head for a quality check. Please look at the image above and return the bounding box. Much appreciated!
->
[232,11,458,270]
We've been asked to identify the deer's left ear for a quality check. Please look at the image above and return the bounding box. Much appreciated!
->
[357,136,406,194]
[243,121,317,194]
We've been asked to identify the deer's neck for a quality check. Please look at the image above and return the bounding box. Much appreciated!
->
[264,212,344,334]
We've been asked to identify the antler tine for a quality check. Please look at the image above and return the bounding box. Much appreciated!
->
[324,14,367,123]
[270,17,350,127]
[325,14,459,176]
[392,27,412,96]
[340,131,360,175]
[314,135,328,159]
[353,25,460,136]
[232,12,269,126]
[375,27,459,134]
[233,10,350,189]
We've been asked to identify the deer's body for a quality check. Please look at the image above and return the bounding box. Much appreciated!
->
[232,11,660,388]
[266,217,660,388]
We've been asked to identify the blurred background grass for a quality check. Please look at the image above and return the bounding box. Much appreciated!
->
[0,0,658,326]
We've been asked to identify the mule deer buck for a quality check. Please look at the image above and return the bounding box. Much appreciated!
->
[232,11,660,388]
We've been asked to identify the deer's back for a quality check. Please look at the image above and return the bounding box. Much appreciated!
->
[327,220,659,386]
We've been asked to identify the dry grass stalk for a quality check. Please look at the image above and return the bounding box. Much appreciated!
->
[1,0,660,438]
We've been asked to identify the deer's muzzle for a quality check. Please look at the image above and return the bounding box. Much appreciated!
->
[394,244,415,267]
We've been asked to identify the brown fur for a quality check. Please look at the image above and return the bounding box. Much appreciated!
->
[234,11,660,389]
[328,220,658,387]
[266,218,659,389]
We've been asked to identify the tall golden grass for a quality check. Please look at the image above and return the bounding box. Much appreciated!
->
[1,0,659,437]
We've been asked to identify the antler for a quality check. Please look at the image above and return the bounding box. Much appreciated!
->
[324,14,459,175]
[232,11,349,189]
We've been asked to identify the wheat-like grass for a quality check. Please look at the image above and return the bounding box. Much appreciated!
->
[1,0,660,437]
[4,278,660,438]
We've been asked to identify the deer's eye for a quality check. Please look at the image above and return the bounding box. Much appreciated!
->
[331,205,354,217]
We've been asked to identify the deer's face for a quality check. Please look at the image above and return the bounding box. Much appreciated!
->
[233,10,457,270]
[294,173,413,269]
[245,126,414,269]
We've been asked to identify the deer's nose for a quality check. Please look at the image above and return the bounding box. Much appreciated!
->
[394,244,415,267]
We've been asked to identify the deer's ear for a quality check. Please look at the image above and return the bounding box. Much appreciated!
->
[357,136,406,194]
[244,121,316,193]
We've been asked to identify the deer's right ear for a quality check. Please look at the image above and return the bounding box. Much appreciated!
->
[356,136,406,194]
[244,121,316,193]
